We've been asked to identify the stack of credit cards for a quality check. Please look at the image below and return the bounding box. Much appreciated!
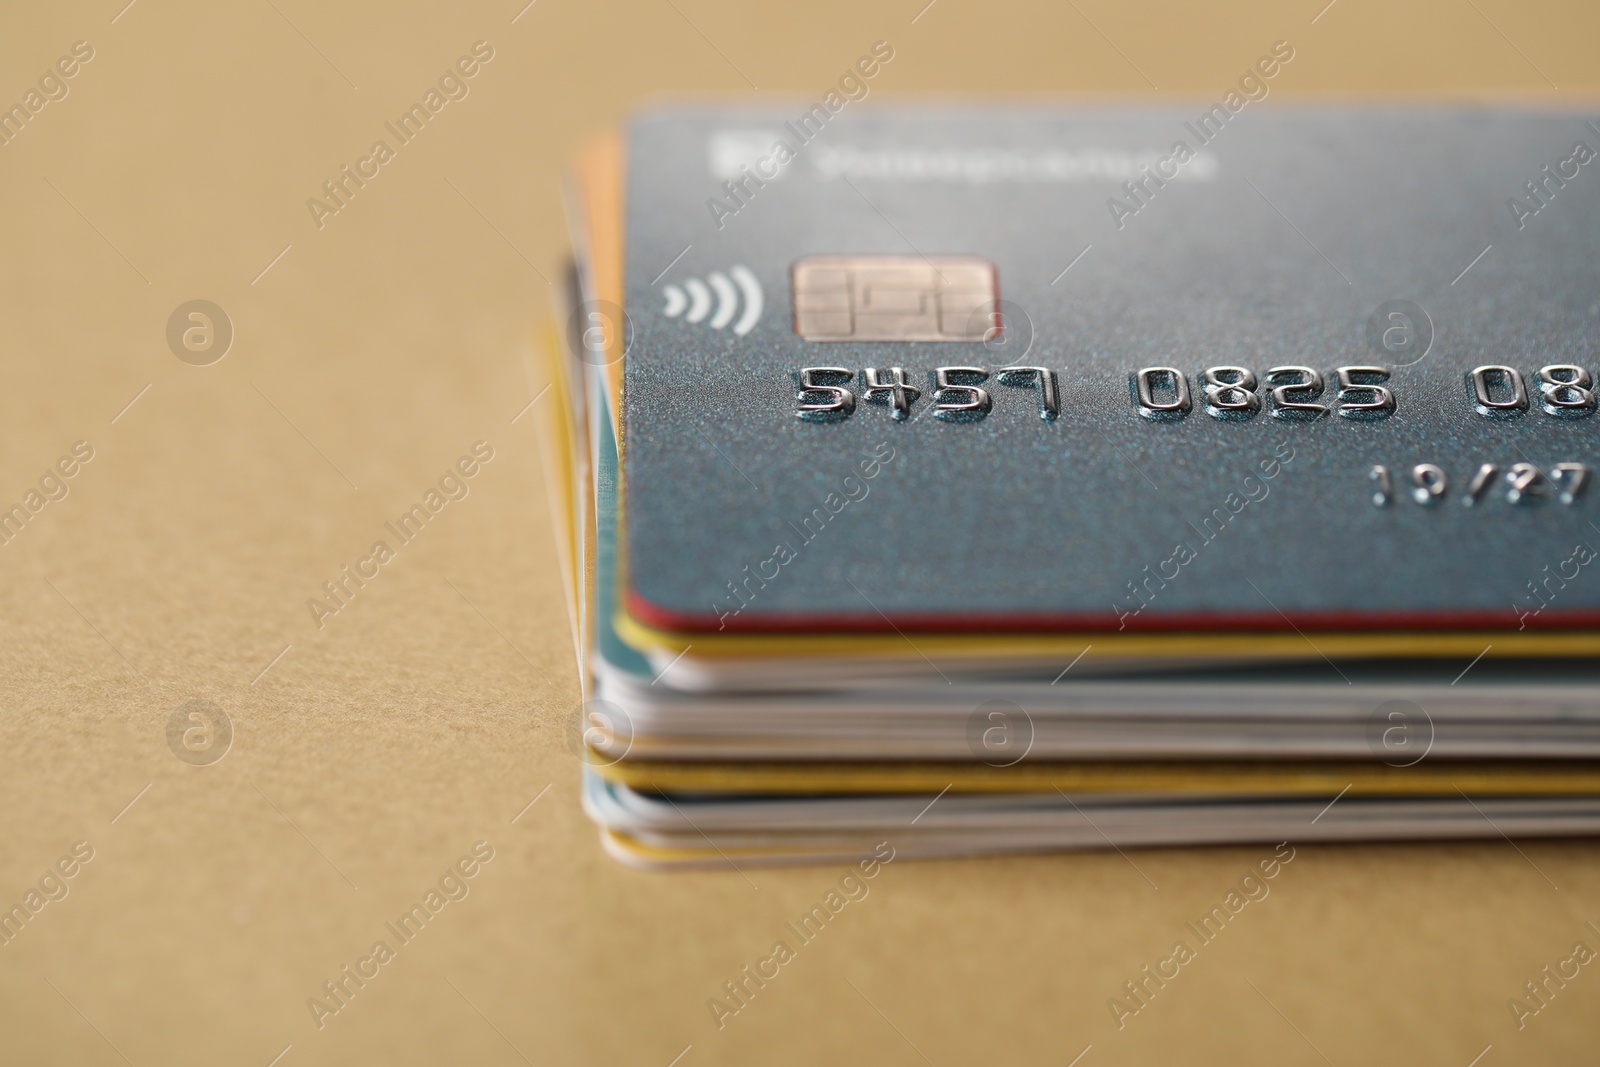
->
[543,104,1600,868]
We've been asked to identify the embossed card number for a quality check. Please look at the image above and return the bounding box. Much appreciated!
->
[1133,365,1395,420]
[795,363,1600,423]
[796,366,1059,422]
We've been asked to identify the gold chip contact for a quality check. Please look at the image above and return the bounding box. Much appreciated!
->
[791,255,999,342]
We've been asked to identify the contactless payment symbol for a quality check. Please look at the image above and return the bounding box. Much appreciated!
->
[662,265,764,336]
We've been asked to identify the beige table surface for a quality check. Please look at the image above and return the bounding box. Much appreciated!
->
[2,1,1598,1063]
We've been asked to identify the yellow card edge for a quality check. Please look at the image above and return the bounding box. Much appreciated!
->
[613,606,1600,662]
[591,756,1600,796]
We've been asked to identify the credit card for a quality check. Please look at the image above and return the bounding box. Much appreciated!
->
[588,776,1600,869]
[619,106,1600,637]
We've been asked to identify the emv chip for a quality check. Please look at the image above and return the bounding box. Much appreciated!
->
[790,255,998,342]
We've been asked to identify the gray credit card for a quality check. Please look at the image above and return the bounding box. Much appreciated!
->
[620,105,1600,633]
